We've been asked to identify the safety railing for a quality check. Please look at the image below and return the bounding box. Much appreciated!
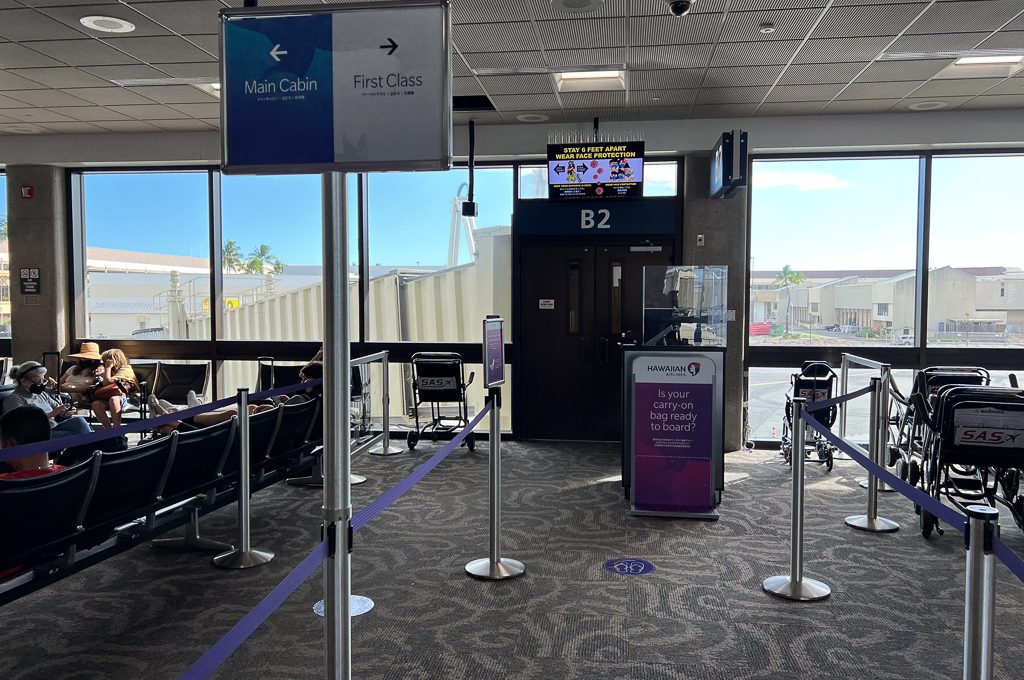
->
[838,353,898,493]
[765,382,1024,680]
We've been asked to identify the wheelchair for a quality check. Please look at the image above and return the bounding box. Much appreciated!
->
[913,383,1024,538]
[780,361,837,473]
[406,352,476,452]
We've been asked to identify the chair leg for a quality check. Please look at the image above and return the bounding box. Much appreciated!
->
[151,507,234,553]
[287,458,325,487]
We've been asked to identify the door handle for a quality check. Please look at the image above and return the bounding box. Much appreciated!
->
[600,337,609,363]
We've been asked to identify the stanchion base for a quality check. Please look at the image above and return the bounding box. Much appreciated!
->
[762,575,831,602]
[858,479,898,492]
[351,474,367,485]
[287,475,323,487]
[313,596,374,617]
[370,444,403,456]
[845,514,900,533]
[151,535,234,553]
[465,557,526,580]
[212,547,274,569]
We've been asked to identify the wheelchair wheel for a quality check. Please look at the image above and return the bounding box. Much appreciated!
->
[908,460,921,488]
[920,508,936,538]
[824,450,834,473]
[407,430,419,450]
[466,431,476,452]
[896,459,908,481]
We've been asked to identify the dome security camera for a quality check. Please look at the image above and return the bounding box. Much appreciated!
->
[668,0,691,16]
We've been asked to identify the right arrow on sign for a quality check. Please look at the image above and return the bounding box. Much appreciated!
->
[379,37,397,55]
[269,44,288,62]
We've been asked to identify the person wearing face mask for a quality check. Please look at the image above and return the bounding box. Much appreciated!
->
[3,361,93,439]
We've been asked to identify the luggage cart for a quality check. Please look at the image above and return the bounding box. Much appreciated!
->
[407,352,476,451]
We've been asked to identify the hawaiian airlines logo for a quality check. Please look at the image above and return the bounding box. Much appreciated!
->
[686,361,701,376]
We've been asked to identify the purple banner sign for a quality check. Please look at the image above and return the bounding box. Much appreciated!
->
[483,317,505,388]
[632,356,715,515]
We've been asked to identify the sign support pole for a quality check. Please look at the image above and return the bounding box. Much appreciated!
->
[322,172,352,680]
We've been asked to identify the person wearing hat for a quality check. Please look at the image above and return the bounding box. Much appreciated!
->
[3,361,92,439]
[60,342,104,407]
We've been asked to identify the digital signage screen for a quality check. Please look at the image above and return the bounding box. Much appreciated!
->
[547,142,644,199]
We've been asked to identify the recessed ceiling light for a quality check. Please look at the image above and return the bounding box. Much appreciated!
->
[759,22,775,34]
[516,114,549,123]
[955,55,1023,65]
[908,101,947,111]
[553,69,626,92]
[0,125,42,135]
[550,0,604,13]
[80,16,136,33]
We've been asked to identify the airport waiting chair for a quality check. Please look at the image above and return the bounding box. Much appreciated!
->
[256,362,303,392]
[79,434,177,548]
[220,406,282,491]
[126,363,159,422]
[152,363,210,406]
[265,397,321,477]
[152,418,237,553]
[0,454,100,573]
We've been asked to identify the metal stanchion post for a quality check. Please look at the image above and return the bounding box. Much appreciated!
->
[963,505,998,680]
[846,377,899,533]
[763,397,830,601]
[371,352,402,456]
[214,388,275,569]
[466,387,525,580]
[835,355,851,460]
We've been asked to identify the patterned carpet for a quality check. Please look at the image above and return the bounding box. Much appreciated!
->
[2,441,1024,680]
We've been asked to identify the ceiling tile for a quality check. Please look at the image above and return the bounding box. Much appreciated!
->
[108,103,190,119]
[0,70,50,90]
[0,43,63,68]
[959,93,1024,109]
[629,68,704,90]
[632,0,727,16]
[627,104,695,120]
[857,59,950,82]
[977,31,1024,51]
[628,44,713,69]
[8,66,111,88]
[546,48,625,67]
[49,105,129,120]
[455,110,505,124]
[453,76,484,96]
[731,0,827,9]
[538,18,626,51]
[80,63,168,80]
[913,77,1005,97]
[27,39,139,66]
[91,119,161,132]
[61,86,155,105]
[894,96,973,111]
[128,84,218,103]
[501,109,563,122]
[157,62,221,78]
[461,50,546,70]
[168,102,219,117]
[887,32,989,54]
[0,93,33,108]
[40,4,170,38]
[477,74,552,95]
[199,118,219,127]
[527,0,628,20]
[757,101,825,115]
[813,3,927,39]
[452,0,530,24]
[489,92,559,110]
[0,123,50,134]
[630,88,696,106]
[696,86,769,104]
[2,106,76,122]
[0,8,85,41]
[721,8,823,42]
[629,13,722,47]
[984,79,1024,95]
[691,103,759,118]
[765,82,846,101]
[183,35,218,54]
[4,88,93,106]
[452,55,472,77]
[794,36,896,63]
[906,1,1024,35]
[452,22,538,53]
[36,121,106,133]
[711,40,802,66]
[837,80,922,99]
[704,64,785,87]
[822,98,901,113]
[17,0,121,7]
[102,36,215,63]
[129,0,224,35]
[148,118,216,131]
[561,91,625,108]
[778,61,868,84]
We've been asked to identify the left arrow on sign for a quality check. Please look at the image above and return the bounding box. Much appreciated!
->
[270,44,288,62]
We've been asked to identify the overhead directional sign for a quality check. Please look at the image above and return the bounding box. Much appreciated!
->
[220,0,452,174]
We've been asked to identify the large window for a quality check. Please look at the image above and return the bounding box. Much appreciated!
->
[366,167,513,342]
[0,173,8,339]
[82,171,211,340]
[928,155,1024,349]
[749,158,920,347]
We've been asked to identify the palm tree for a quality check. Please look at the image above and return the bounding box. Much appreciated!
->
[245,243,283,275]
[223,240,243,272]
[0,215,7,238]
[774,265,806,334]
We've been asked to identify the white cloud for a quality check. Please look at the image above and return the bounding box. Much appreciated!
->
[753,169,854,192]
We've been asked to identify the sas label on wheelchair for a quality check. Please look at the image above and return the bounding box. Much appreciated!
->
[417,377,457,390]
[954,407,1024,447]
[603,558,656,575]
[955,428,1024,447]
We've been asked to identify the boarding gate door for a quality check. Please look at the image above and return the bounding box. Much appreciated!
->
[519,243,672,440]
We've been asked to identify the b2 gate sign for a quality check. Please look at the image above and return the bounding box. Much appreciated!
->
[548,142,644,200]
[220,0,451,174]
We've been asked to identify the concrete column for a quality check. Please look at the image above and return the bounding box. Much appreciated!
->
[682,153,748,452]
[6,166,70,363]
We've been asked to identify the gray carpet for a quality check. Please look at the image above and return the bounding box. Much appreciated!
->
[1,441,1024,680]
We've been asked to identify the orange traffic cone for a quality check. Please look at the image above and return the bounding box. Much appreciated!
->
[771,426,777,439]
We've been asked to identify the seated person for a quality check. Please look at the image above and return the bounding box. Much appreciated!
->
[59,342,104,407]
[4,362,92,439]
[0,406,64,479]
[278,361,322,404]
[89,349,138,429]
